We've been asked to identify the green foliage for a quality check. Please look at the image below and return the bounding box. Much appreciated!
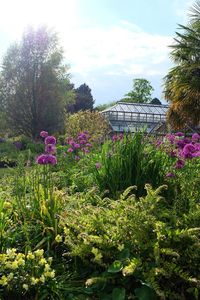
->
[0,131,200,299]
[65,110,110,144]
[93,133,170,197]
[60,184,200,299]
[67,83,95,113]
[0,26,73,138]
[122,78,154,103]
[164,1,200,129]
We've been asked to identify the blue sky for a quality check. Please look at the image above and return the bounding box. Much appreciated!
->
[0,0,194,105]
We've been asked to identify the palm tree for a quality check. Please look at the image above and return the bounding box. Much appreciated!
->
[164,1,200,129]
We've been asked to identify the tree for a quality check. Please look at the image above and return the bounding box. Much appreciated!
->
[150,97,162,105]
[122,78,154,103]
[67,83,94,113]
[0,26,73,138]
[164,1,200,129]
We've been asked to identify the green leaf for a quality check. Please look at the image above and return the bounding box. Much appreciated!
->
[135,285,157,300]
[108,260,123,273]
[112,287,126,300]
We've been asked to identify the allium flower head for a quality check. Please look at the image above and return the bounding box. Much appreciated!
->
[175,159,185,169]
[45,136,56,145]
[95,162,102,169]
[67,147,74,153]
[36,154,49,165]
[40,131,48,138]
[181,143,196,159]
[36,154,57,165]
[192,133,200,142]
[46,155,57,165]
[45,144,56,155]
[166,172,175,178]
[175,132,184,137]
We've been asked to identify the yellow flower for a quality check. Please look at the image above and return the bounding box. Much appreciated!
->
[44,263,51,272]
[11,261,18,269]
[55,234,62,243]
[27,252,35,260]
[34,249,44,257]
[22,283,29,291]
[47,257,53,264]
[17,257,25,266]
[7,273,14,280]
[0,275,8,286]
[39,275,45,283]
[3,201,12,210]
[31,277,39,285]
[39,258,47,265]
[44,270,55,278]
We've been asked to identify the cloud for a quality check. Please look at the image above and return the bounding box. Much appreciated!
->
[172,0,194,21]
[61,21,173,78]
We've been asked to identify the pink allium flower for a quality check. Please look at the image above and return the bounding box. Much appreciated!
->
[192,133,200,142]
[166,172,175,178]
[174,159,185,169]
[82,148,89,154]
[45,144,56,154]
[67,147,74,153]
[95,163,102,169]
[175,132,184,137]
[36,154,57,165]
[36,154,48,164]
[40,131,48,138]
[45,136,56,145]
[46,155,57,165]
[181,143,196,159]
[85,143,92,147]
[74,143,80,149]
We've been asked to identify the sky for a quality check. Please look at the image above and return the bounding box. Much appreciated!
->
[0,0,195,105]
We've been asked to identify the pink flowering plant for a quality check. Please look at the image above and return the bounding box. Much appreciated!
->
[156,132,200,212]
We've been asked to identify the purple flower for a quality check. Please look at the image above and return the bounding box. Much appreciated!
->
[13,141,23,150]
[45,144,56,154]
[67,147,74,153]
[95,163,102,169]
[182,137,191,144]
[192,133,200,142]
[79,139,87,145]
[45,136,56,145]
[46,154,57,165]
[166,134,175,144]
[36,154,57,165]
[40,131,48,138]
[169,150,177,157]
[174,159,185,169]
[176,140,185,149]
[175,132,184,137]
[85,143,92,147]
[166,172,175,178]
[181,143,196,159]
[74,155,80,161]
[36,154,48,165]
[73,143,80,149]
[82,148,89,154]
[193,151,200,157]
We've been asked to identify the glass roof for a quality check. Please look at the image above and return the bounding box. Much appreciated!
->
[103,102,169,115]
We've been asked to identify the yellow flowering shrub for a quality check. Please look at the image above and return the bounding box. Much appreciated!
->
[0,248,55,294]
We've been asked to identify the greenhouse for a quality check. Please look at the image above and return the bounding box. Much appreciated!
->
[102,102,169,134]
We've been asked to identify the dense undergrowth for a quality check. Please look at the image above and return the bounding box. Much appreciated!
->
[0,131,200,299]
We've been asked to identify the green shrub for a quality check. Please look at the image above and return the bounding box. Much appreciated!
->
[59,185,200,299]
